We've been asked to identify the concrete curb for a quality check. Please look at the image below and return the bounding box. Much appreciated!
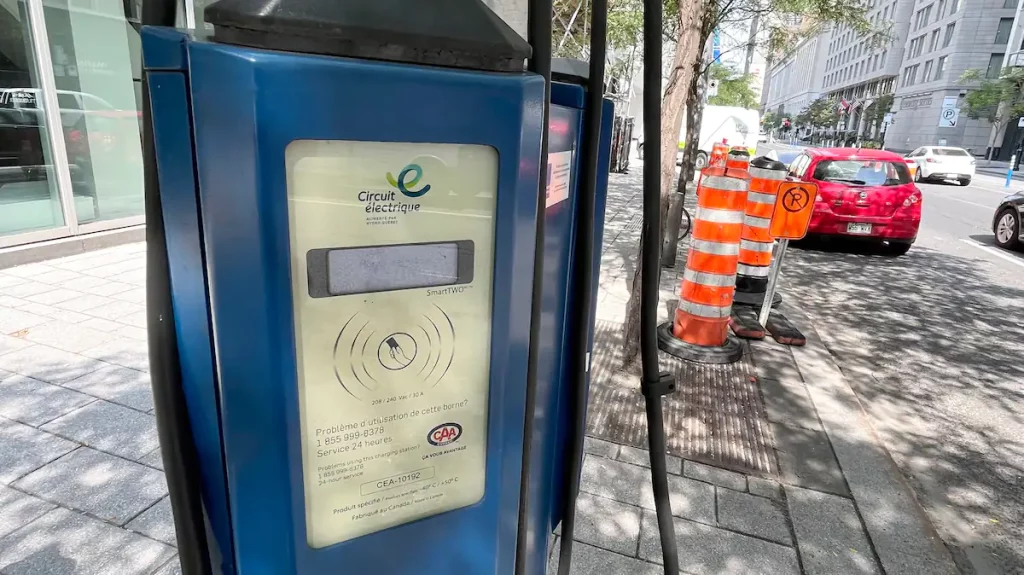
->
[0,226,145,270]
[782,305,959,575]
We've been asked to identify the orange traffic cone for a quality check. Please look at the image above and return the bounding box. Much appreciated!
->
[734,156,788,307]
[658,151,749,364]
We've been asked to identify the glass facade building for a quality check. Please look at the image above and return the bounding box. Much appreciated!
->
[0,0,200,248]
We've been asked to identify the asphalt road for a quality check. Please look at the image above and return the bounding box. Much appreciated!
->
[759,144,1024,574]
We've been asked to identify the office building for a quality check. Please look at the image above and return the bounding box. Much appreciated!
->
[762,33,831,134]
[763,0,1024,154]
[885,0,1023,155]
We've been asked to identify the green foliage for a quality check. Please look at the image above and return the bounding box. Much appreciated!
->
[762,110,782,130]
[958,67,1024,127]
[796,96,838,129]
[866,93,893,127]
[705,64,759,109]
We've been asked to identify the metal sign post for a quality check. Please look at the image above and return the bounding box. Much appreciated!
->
[758,240,787,326]
[759,181,817,326]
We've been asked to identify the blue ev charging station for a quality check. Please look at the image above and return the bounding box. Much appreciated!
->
[140,0,680,572]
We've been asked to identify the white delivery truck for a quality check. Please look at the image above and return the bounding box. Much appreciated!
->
[636,105,760,166]
[681,105,760,168]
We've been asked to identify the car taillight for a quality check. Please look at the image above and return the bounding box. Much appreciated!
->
[925,157,935,163]
[903,193,920,207]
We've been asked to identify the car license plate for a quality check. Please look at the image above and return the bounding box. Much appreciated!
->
[847,223,872,235]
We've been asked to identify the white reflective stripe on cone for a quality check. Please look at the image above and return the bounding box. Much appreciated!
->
[740,239,773,253]
[683,268,735,287]
[690,239,741,256]
[744,214,771,228]
[747,192,776,205]
[737,263,771,277]
[701,175,749,192]
[678,299,732,319]
[696,207,746,224]
[748,167,787,180]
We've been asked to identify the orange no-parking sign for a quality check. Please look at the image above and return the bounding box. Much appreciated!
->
[769,182,817,240]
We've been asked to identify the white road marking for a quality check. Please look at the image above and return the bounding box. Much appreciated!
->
[964,177,1022,196]
[929,195,996,210]
[961,238,1024,269]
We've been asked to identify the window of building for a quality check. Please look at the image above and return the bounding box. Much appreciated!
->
[881,50,887,66]
[922,60,934,82]
[883,5,890,19]
[997,18,1014,44]
[987,53,1005,78]
[902,64,919,86]
[1005,0,1017,8]
[914,5,933,30]
[943,23,955,47]
[935,55,946,80]
[950,0,960,13]
[930,29,941,52]
[937,0,946,19]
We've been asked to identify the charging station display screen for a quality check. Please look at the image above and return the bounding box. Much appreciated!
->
[306,241,475,297]
[286,140,497,548]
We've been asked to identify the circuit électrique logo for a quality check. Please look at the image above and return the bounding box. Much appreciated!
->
[386,164,431,198]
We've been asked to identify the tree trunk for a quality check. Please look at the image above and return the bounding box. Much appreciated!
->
[660,57,707,267]
[678,57,708,196]
[621,0,705,366]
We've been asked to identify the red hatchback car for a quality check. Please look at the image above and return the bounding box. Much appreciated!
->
[786,148,922,255]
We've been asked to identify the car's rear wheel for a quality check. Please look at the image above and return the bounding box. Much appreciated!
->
[914,169,924,183]
[637,142,644,160]
[694,151,708,170]
[994,207,1020,249]
[884,241,912,256]
[958,177,971,186]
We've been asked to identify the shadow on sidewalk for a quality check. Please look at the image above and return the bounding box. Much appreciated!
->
[781,236,1024,573]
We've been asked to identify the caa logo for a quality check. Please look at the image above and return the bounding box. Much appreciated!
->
[427,423,463,447]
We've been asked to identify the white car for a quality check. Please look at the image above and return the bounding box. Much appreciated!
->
[904,146,976,186]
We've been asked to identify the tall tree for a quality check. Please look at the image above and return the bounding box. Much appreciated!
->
[796,96,839,143]
[761,110,781,132]
[557,0,883,365]
[706,64,759,108]
[958,67,1024,159]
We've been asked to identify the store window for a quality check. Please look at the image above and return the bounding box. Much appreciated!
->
[42,0,144,225]
[0,1,66,237]
[0,0,150,246]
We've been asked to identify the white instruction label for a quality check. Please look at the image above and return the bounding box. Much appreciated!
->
[546,150,573,207]
[286,140,498,548]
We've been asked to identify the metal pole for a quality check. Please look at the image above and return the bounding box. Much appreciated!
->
[1007,154,1017,188]
[758,239,787,326]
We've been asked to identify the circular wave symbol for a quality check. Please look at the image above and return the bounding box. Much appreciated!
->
[386,164,431,198]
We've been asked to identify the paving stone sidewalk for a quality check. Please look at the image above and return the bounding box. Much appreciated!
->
[0,243,179,575]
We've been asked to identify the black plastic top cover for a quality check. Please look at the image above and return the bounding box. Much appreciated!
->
[204,0,532,72]
[750,156,787,171]
[551,58,589,84]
